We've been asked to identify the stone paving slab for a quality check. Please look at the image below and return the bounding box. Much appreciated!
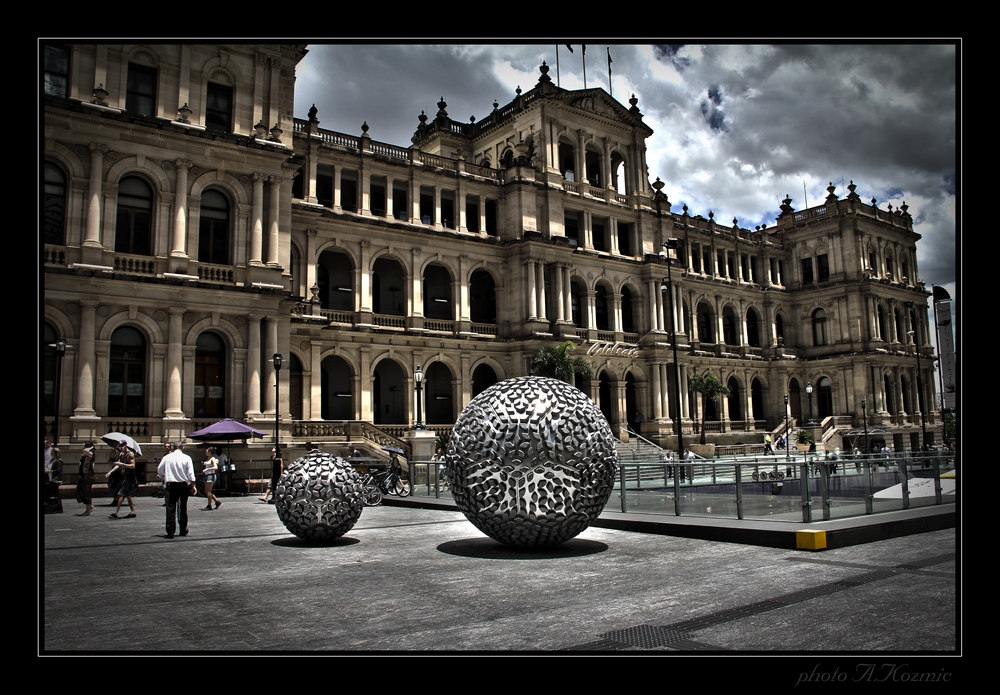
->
[41,495,961,675]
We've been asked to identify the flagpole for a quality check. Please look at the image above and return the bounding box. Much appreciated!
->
[556,44,561,87]
[582,44,587,89]
[607,47,613,97]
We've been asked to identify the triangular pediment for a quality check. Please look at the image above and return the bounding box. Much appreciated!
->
[547,88,650,132]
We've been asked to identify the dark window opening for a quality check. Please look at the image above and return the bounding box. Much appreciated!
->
[44,44,69,98]
[205,83,232,133]
[817,254,830,282]
[126,63,157,117]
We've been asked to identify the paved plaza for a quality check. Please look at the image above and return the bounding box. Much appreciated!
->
[40,490,961,675]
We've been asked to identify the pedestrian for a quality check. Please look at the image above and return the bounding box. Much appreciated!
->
[214,446,232,492]
[259,445,283,503]
[157,442,196,539]
[432,447,448,489]
[350,446,362,459]
[764,433,774,455]
[107,440,138,519]
[42,439,53,505]
[75,441,96,516]
[201,447,221,510]
[45,447,64,513]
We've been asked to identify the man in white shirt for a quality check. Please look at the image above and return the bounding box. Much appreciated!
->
[157,442,196,539]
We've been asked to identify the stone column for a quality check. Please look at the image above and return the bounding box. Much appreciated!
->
[84,144,106,248]
[309,340,323,421]
[526,259,537,320]
[535,260,547,320]
[266,176,281,266]
[651,363,663,420]
[249,173,264,266]
[245,315,262,418]
[171,160,190,257]
[72,299,97,417]
[163,308,185,418]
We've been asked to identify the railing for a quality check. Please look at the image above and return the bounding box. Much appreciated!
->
[372,313,406,329]
[114,253,156,275]
[469,322,497,336]
[197,263,236,284]
[424,319,455,333]
[408,452,956,523]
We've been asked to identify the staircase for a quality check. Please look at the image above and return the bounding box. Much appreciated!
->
[615,436,675,488]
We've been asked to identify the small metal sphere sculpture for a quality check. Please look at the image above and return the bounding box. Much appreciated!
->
[274,450,365,542]
[446,376,618,547]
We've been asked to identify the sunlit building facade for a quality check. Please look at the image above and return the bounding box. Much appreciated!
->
[42,42,939,456]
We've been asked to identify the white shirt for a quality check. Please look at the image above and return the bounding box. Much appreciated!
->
[158,449,196,484]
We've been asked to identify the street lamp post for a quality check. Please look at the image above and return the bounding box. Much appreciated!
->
[906,309,929,450]
[653,178,684,459]
[806,382,815,424]
[51,338,66,445]
[413,364,426,430]
[272,353,282,449]
[784,394,790,463]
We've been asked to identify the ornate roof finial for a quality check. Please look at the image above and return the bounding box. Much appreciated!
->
[361,121,369,135]
[308,103,318,122]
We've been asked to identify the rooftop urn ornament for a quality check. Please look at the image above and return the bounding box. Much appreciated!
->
[177,102,193,123]
[254,120,268,139]
[274,450,365,542]
[269,122,283,142]
[445,376,618,547]
[308,103,318,122]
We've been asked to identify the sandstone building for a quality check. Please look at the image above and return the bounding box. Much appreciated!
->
[42,42,939,458]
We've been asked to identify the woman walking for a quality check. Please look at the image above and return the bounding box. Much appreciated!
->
[202,447,221,510]
[259,445,283,503]
[107,440,138,519]
[75,442,96,516]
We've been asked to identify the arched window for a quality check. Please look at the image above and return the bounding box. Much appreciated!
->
[115,176,153,256]
[423,264,451,320]
[198,189,230,264]
[812,308,828,346]
[723,307,738,346]
[44,162,67,245]
[727,377,742,421]
[318,249,353,311]
[621,286,635,334]
[775,313,785,344]
[321,355,353,420]
[746,308,760,347]
[595,286,610,331]
[108,326,146,417]
[817,376,834,419]
[472,363,498,398]
[470,269,496,324]
[425,362,454,425]
[194,331,226,418]
[697,303,714,343]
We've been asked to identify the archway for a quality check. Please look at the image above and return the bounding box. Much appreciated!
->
[321,355,353,420]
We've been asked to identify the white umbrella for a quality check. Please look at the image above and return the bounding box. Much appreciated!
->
[101,432,143,456]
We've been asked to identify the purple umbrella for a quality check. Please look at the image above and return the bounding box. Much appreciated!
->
[188,418,267,442]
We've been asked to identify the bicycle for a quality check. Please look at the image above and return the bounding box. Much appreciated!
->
[358,461,411,506]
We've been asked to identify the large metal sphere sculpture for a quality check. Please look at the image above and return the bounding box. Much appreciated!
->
[275,451,365,542]
[446,376,618,547]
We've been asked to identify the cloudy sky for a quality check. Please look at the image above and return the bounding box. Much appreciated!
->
[293,42,958,307]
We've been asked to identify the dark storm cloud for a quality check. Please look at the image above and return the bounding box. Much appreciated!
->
[293,42,957,302]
